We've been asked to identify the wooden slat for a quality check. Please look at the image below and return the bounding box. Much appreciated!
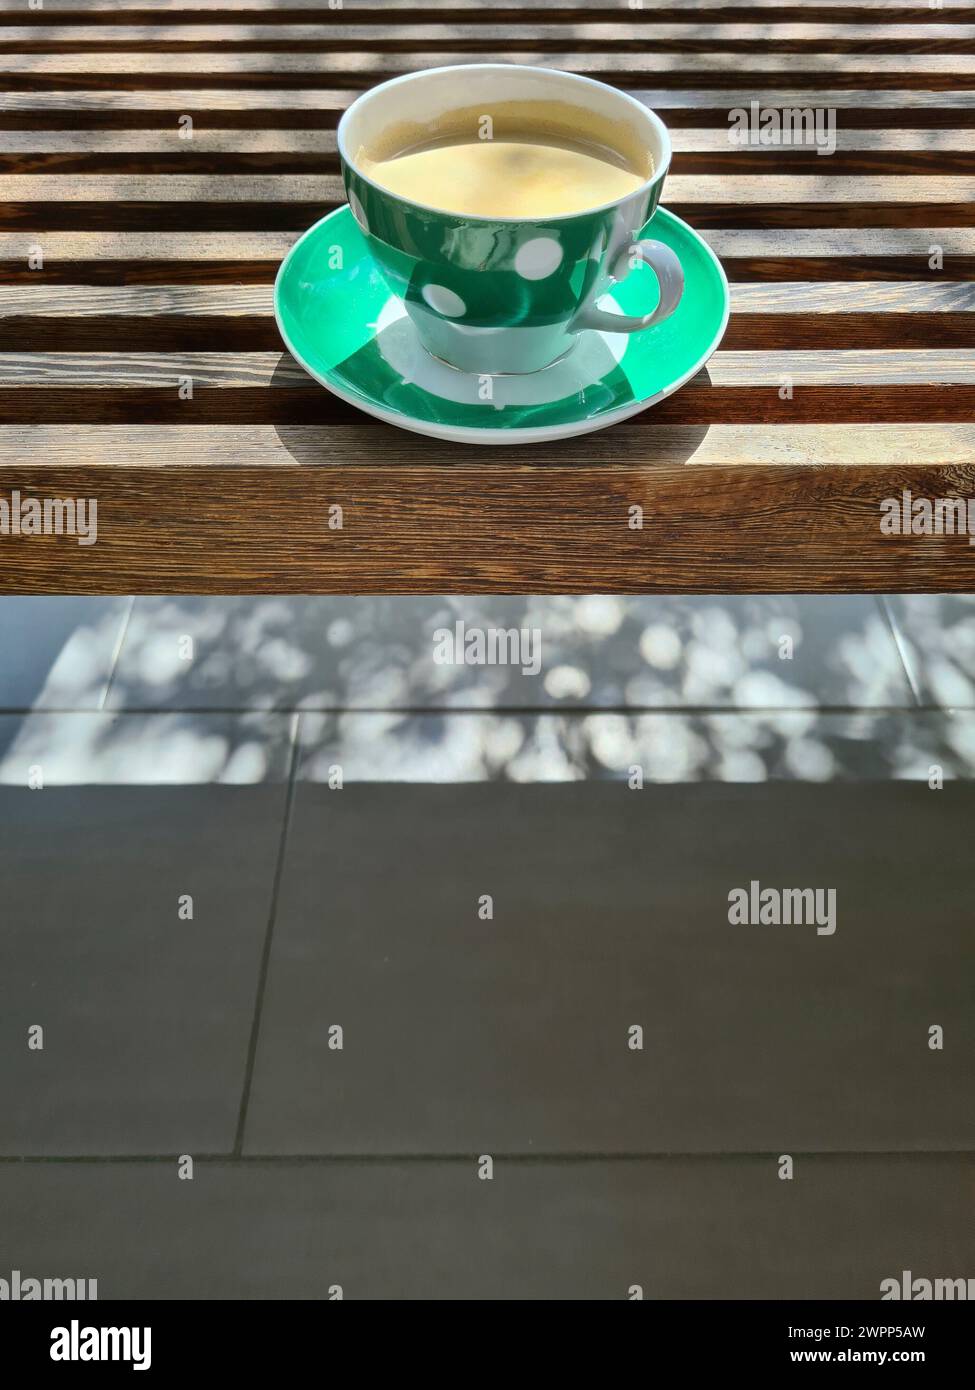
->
[4,318,967,353]
[734,283,975,312]
[2,452,975,592]
[0,285,275,313]
[0,0,968,12]
[0,180,969,232]
[709,230,975,256]
[0,131,342,150]
[0,131,336,150]
[1,229,970,285]
[1,130,973,178]
[1,22,972,44]
[2,281,972,317]
[2,394,973,429]
[706,228,975,280]
[2,86,972,116]
[1,52,972,78]
[4,349,975,430]
[1,174,971,203]
[683,130,975,152]
[2,350,973,388]
[0,352,298,386]
[0,229,971,265]
[0,230,297,258]
[0,173,346,200]
[700,350,975,385]
[0,281,970,352]
[2,422,972,467]
[0,86,357,113]
[0,229,300,283]
[2,392,971,428]
[4,157,974,178]
[3,128,975,151]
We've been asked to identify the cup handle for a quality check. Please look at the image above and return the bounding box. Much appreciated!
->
[571,238,684,335]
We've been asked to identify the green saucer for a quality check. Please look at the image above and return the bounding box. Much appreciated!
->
[274,203,729,446]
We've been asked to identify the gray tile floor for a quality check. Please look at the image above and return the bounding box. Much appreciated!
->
[0,714,292,1156]
[1,595,972,1299]
[1,1156,969,1301]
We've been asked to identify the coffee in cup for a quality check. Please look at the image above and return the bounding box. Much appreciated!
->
[360,132,650,220]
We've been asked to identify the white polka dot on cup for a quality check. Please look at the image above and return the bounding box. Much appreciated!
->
[421,283,466,317]
[514,236,563,280]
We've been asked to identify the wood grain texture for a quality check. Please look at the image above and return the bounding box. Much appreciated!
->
[3,173,974,205]
[11,230,967,258]
[3,129,975,153]
[2,457,974,594]
[1,22,972,47]
[3,422,971,466]
[2,354,974,427]
[5,281,972,315]
[2,87,972,127]
[0,0,972,594]
[1,1,965,12]
[2,280,972,353]
[2,175,973,236]
[3,129,975,177]
[5,350,974,388]
[2,52,973,82]
[0,229,971,287]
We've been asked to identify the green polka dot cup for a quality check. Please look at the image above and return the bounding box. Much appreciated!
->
[338,64,684,376]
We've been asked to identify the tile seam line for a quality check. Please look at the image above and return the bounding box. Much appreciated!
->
[877,593,924,706]
[231,708,300,1158]
[0,1150,971,1165]
[98,591,135,712]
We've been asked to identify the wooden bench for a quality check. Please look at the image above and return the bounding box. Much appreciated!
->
[0,0,973,592]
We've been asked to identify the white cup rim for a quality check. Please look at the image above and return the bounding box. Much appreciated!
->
[337,62,672,225]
